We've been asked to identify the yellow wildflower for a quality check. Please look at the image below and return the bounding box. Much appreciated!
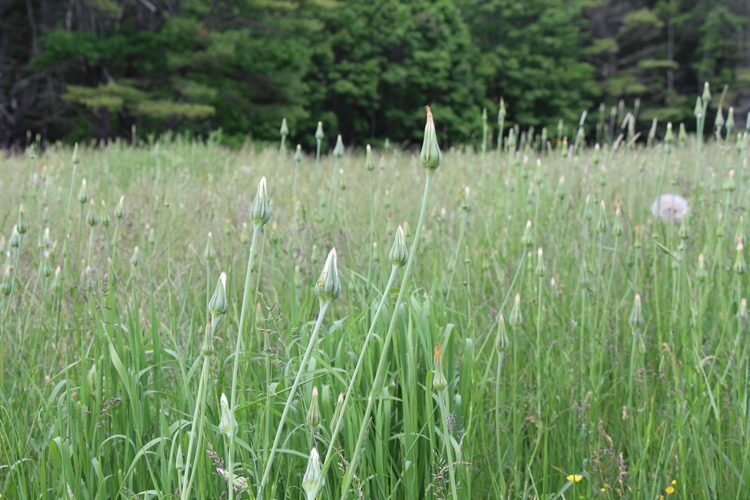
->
[671,479,677,485]
[665,485,675,494]
[566,474,583,483]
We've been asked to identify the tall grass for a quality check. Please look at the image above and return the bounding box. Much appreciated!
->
[1,103,750,500]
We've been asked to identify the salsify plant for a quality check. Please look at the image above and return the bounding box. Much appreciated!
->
[3,87,750,500]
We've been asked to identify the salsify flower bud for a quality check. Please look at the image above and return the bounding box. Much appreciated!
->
[535,248,546,278]
[315,121,324,141]
[678,123,688,146]
[86,199,98,227]
[695,253,708,282]
[294,144,303,164]
[521,220,533,248]
[330,392,344,432]
[251,176,271,227]
[42,227,52,249]
[561,136,568,157]
[613,202,623,237]
[702,82,711,103]
[509,293,523,326]
[315,248,341,303]
[16,205,27,235]
[727,107,735,133]
[583,195,593,222]
[389,226,409,267]
[365,144,375,172]
[556,176,566,201]
[597,201,608,234]
[420,106,442,170]
[734,236,747,275]
[664,122,674,154]
[72,142,80,166]
[333,134,345,158]
[0,265,12,296]
[629,293,644,328]
[722,170,735,192]
[280,118,289,137]
[675,216,690,246]
[51,266,62,291]
[461,186,471,212]
[302,448,323,500]
[78,179,88,204]
[115,195,125,219]
[694,97,703,118]
[498,98,507,123]
[495,314,510,353]
[130,246,140,267]
[100,201,110,228]
[593,143,600,165]
[41,250,53,278]
[715,107,725,128]
[204,232,215,264]
[9,226,21,248]
[307,386,320,428]
[209,272,228,319]
[432,343,447,391]
[218,393,236,438]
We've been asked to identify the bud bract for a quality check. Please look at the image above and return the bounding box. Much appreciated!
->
[204,232,215,264]
[302,448,323,500]
[495,314,510,353]
[87,200,98,227]
[218,393,236,438]
[115,195,125,219]
[100,201,110,228]
[629,293,644,328]
[294,144,303,164]
[209,272,228,319]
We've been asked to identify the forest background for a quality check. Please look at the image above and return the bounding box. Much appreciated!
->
[1,0,749,148]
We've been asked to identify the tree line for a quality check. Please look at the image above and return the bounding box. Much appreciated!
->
[1,0,748,148]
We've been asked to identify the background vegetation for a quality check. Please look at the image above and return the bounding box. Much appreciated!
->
[1,0,749,148]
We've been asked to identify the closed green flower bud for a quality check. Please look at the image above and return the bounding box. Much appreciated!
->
[176,445,184,473]
[461,186,471,212]
[115,195,125,219]
[583,195,593,222]
[42,227,52,250]
[209,272,228,319]
[100,201,110,228]
[389,226,408,267]
[495,314,510,353]
[498,98,507,123]
[420,106,442,170]
[695,253,707,282]
[556,176,566,201]
[561,136,568,157]
[679,123,688,146]
[41,250,53,278]
[16,205,27,235]
[130,246,140,267]
[218,393,236,438]
[613,202,623,237]
[315,248,341,303]
[365,144,375,172]
[330,392,344,432]
[593,143,600,165]
[664,122,674,145]
[727,107,735,133]
[597,201,608,234]
[51,266,62,291]
[735,216,745,246]
[72,142,80,166]
[722,170,735,192]
[78,179,88,205]
[678,212,689,240]
[541,127,548,148]
[9,226,21,248]
[521,220,533,248]
[333,135,345,158]
[315,121,324,141]
[715,106,725,128]
[0,265,12,295]
[302,448,323,500]
[702,82,711,103]
[307,386,320,428]
[734,237,747,275]
[293,144,303,165]
[556,118,563,138]
[694,97,703,118]
[509,293,523,326]
[251,176,271,227]
[204,232,215,264]
[86,200,98,227]
[629,293,644,328]
[280,118,289,137]
[432,343,447,391]
[535,248,545,278]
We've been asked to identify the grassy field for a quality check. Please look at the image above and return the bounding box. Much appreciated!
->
[1,107,749,500]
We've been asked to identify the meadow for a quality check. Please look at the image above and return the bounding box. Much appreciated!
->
[1,100,750,500]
